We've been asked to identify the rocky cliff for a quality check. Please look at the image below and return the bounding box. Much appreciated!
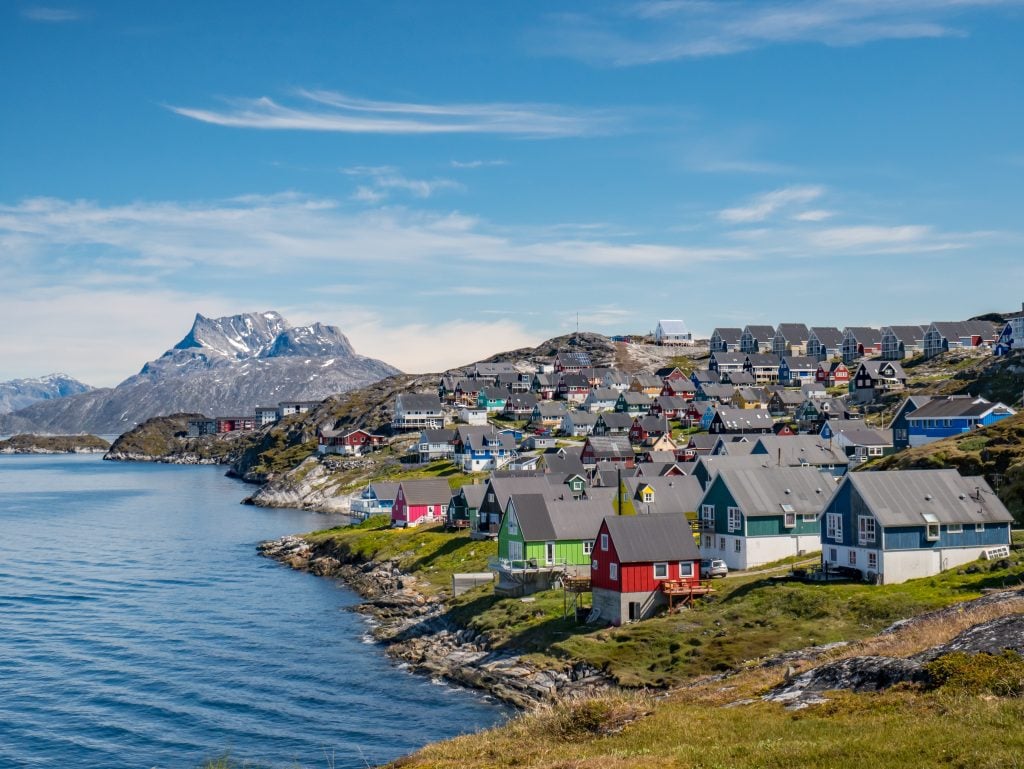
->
[0,311,400,435]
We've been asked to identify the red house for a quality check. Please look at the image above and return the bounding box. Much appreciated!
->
[815,361,850,387]
[581,435,635,467]
[659,380,696,400]
[318,427,386,456]
[390,479,452,528]
[590,514,702,625]
[216,416,256,433]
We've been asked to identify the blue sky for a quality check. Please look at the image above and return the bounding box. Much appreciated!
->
[2,1,1023,385]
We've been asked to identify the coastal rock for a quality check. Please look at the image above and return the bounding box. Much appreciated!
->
[0,433,110,454]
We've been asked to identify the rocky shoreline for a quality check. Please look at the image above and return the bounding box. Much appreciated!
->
[0,434,110,454]
[258,535,614,709]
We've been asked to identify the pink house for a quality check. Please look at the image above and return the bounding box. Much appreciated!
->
[390,479,453,528]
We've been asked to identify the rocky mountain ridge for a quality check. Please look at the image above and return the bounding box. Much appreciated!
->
[0,373,93,415]
[0,311,400,435]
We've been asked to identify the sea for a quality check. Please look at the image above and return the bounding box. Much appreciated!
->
[0,454,507,769]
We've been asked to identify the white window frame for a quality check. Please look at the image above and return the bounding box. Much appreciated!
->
[727,506,742,533]
[653,562,669,579]
[734,538,742,553]
[783,512,796,529]
[701,504,715,525]
[946,523,963,534]
[609,562,618,581]
[591,559,598,571]
[826,513,843,541]
[508,517,518,535]
[802,513,817,523]
[583,540,594,555]
[867,552,878,570]
[858,516,876,545]
[975,523,985,533]
[600,533,609,551]
[829,548,837,562]
[678,561,694,578]
[849,550,857,566]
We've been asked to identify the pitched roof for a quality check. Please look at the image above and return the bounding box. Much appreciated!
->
[508,494,612,542]
[781,356,818,370]
[420,428,456,443]
[715,408,774,430]
[657,320,690,335]
[907,396,1014,420]
[586,387,620,401]
[928,321,998,340]
[857,360,907,379]
[715,466,836,517]
[396,393,443,411]
[744,325,776,341]
[833,425,893,447]
[809,327,844,348]
[624,476,705,514]
[596,412,634,429]
[457,484,487,508]
[745,354,780,367]
[843,327,881,345]
[586,435,635,458]
[775,323,810,341]
[751,435,849,466]
[619,391,653,405]
[712,327,742,343]
[602,513,701,563]
[712,351,748,366]
[844,470,1012,526]
[369,481,400,500]
[883,325,925,342]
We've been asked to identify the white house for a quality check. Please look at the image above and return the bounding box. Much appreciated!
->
[654,320,694,346]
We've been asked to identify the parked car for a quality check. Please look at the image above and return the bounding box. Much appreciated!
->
[700,559,728,579]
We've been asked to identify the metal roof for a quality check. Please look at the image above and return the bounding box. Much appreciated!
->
[602,513,701,563]
[845,470,1012,526]
[715,466,837,517]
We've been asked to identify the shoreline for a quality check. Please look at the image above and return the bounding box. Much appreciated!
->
[258,534,614,710]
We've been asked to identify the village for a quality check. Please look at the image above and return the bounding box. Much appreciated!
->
[189,313,1023,627]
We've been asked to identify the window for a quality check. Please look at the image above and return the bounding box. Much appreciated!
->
[868,446,884,456]
[826,513,843,541]
[701,504,715,525]
[643,491,653,503]
[784,512,796,528]
[830,548,837,561]
[592,559,598,571]
[849,550,857,566]
[583,540,594,555]
[487,493,495,503]
[923,513,940,541]
[802,514,817,523]
[858,516,876,545]
[508,517,518,535]
[653,562,668,579]
[600,533,609,551]
[946,523,963,534]
[734,539,742,553]
[427,505,435,515]
[727,507,742,532]
[610,563,618,581]
[719,537,726,550]
[868,552,877,570]
[975,523,985,533]
[702,534,711,548]
[679,562,694,578]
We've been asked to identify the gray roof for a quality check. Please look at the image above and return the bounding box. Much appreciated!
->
[398,478,454,505]
[619,391,653,405]
[586,387,620,401]
[843,327,881,345]
[624,476,705,514]
[745,354,780,367]
[631,373,664,388]
[534,401,569,416]
[596,412,634,429]
[751,435,849,466]
[775,323,810,341]
[397,393,443,412]
[906,397,1013,420]
[928,321,998,340]
[457,484,487,508]
[565,411,599,426]
[712,352,748,366]
[508,494,612,542]
[716,408,774,430]
[744,325,776,341]
[723,371,755,385]
[586,435,635,458]
[782,356,818,370]
[602,513,701,563]
[701,383,736,400]
[691,369,719,383]
[844,470,1012,526]
[809,327,844,348]
[883,325,925,342]
[369,482,400,501]
[834,426,893,447]
[712,327,742,343]
[857,360,906,379]
[714,466,837,517]
[543,454,587,477]
[420,428,456,443]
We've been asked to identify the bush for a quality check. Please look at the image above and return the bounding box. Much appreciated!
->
[924,651,1024,696]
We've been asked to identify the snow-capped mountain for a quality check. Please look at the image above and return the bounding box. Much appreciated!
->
[0,373,94,415]
[0,312,400,435]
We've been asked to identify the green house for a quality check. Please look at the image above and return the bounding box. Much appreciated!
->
[477,386,508,413]
[698,466,830,571]
[447,483,486,530]
[493,492,613,595]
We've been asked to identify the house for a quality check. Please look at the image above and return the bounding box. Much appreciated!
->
[995,308,1024,355]
[690,368,720,387]
[743,354,781,384]
[457,406,489,425]
[216,416,256,433]
[477,386,509,413]
[904,396,1016,447]
[660,378,697,399]
[392,393,445,431]
[618,476,704,517]
[733,387,768,410]
[679,434,718,462]
[819,470,1013,584]
[771,324,810,357]
[438,375,466,403]
[447,483,486,530]
[562,410,600,437]
[278,401,320,417]
[592,411,634,436]
[741,325,776,354]
[531,401,569,428]
[414,428,456,462]
[581,435,636,467]
[880,325,926,360]
[778,356,818,385]
[801,382,827,400]
[795,398,848,431]
[851,360,907,402]
[816,361,850,387]
[254,406,278,426]
[642,434,678,453]
[502,392,538,420]
[922,321,998,358]
[319,427,387,456]
[709,351,747,376]
[750,435,849,474]
[710,435,757,457]
[555,351,593,374]
[494,493,613,595]
[459,429,518,471]
[710,327,742,353]
[888,395,935,449]
[615,391,653,415]
[830,425,895,463]
[474,362,518,378]
[654,320,694,345]
[627,373,663,397]
[531,372,558,400]
[473,472,608,539]
[655,366,690,384]
[767,389,804,417]
[721,370,755,386]
[602,369,632,392]
[698,383,736,405]
[841,327,882,363]
[698,466,829,570]
[453,378,481,406]
[390,479,453,527]
[700,403,720,431]
[628,414,670,445]
[350,481,400,520]
[806,327,844,361]
[650,395,690,420]
[590,514,703,625]
[583,387,621,413]
[708,408,774,435]
[186,417,217,438]
[521,434,556,451]
[556,373,592,403]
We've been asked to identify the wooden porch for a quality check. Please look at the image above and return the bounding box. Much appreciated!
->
[661,580,715,611]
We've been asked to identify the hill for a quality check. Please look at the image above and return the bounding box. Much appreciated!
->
[0,373,93,415]
[0,311,400,435]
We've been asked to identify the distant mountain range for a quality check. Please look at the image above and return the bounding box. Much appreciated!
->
[0,311,400,435]
[0,373,94,415]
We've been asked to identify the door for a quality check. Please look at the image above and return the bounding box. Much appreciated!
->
[628,601,641,622]
[545,541,555,565]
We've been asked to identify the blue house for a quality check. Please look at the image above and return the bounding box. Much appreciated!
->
[350,481,400,519]
[888,395,934,450]
[905,396,1016,448]
[777,356,818,385]
[819,470,1012,584]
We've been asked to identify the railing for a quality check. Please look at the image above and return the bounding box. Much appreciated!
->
[488,556,569,573]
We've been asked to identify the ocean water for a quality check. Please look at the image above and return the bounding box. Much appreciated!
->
[0,455,506,769]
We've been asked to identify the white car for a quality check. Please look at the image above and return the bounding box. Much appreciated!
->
[700,559,729,579]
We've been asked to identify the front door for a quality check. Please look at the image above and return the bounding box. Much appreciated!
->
[545,541,555,565]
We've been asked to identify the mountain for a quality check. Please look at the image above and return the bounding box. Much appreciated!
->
[0,311,400,435]
[0,373,93,415]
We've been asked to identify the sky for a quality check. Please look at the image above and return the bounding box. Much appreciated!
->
[2,1,1023,386]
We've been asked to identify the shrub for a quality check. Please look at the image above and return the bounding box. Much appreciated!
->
[924,651,1024,696]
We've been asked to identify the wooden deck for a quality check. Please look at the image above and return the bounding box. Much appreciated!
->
[661,580,715,610]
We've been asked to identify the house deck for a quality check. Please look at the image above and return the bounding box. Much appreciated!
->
[661,580,715,610]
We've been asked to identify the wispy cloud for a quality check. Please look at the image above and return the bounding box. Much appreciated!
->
[536,1,1021,65]
[343,165,462,200]
[168,89,614,137]
[21,6,83,22]
[450,159,509,169]
[718,184,825,223]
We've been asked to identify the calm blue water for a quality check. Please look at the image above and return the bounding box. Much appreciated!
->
[0,455,506,769]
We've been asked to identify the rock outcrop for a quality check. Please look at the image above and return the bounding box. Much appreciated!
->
[0,433,109,454]
[0,373,93,415]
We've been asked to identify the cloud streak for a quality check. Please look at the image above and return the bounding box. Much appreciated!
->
[21,6,83,22]
[169,89,614,138]
[537,1,1022,65]
[718,185,825,223]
